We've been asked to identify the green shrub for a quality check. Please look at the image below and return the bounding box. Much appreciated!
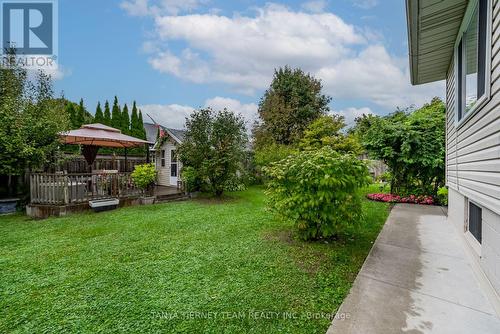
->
[376,171,392,183]
[131,163,156,194]
[437,186,448,206]
[254,143,297,168]
[181,166,198,193]
[360,98,445,196]
[253,144,297,183]
[264,147,371,240]
[224,175,247,192]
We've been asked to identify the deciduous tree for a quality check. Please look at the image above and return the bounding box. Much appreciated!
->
[253,66,331,147]
[178,108,247,197]
[299,115,362,154]
[0,53,69,176]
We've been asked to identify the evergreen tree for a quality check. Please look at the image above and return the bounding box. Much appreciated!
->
[66,102,77,129]
[130,101,139,138]
[121,104,130,134]
[138,110,146,139]
[111,96,121,129]
[94,102,103,124]
[76,98,86,127]
[103,100,111,126]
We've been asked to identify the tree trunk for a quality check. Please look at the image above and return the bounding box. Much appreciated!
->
[215,188,224,197]
[7,175,12,197]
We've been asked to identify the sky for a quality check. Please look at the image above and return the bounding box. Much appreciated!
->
[53,0,445,129]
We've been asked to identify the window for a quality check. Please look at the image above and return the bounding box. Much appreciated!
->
[161,150,165,168]
[170,150,177,177]
[468,202,482,244]
[456,0,489,121]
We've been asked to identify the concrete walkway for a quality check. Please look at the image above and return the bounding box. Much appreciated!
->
[327,204,500,334]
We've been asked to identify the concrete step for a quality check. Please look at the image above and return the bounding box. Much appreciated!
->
[155,193,189,203]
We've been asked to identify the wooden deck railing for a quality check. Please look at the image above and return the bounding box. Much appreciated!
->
[30,172,142,205]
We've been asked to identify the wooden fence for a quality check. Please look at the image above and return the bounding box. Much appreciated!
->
[30,172,142,205]
[54,155,148,173]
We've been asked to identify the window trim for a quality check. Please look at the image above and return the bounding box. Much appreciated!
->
[454,0,492,128]
[465,199,482,256]
[170,149,178,178]
[161,149,166,168]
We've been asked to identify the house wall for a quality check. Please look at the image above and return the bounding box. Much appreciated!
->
[446,0,500,296]
[156,139,182,187]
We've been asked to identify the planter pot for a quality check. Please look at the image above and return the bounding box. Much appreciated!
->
[89,198,119,212]
[0,198,20,214]
[140,196,155,205]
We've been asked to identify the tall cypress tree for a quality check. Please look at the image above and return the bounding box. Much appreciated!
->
[76,98,86,127]
[121,104,130,134]
[94,102,104,124]
[103,100,111,126]
[111,96,121,129]
[130,101,139,138]
[138,110,147,139]
[66,102,77,129]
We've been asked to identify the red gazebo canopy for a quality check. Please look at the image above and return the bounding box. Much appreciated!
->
[59,123,153,166]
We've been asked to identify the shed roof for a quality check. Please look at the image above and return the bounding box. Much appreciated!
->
[144,122,186,144]
[406,0,468,85]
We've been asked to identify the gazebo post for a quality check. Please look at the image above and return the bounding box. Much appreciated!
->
[124,148,128,172]
[146,144,150,163]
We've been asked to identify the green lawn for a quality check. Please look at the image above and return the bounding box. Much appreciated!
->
[0,186,389,333]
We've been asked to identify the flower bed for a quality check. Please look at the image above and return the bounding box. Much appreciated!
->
[367,193,435,205]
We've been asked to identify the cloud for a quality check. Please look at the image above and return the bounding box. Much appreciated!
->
[333,107,374,127]
[131,3,443,112]
[352,0,378,9]
[301,0,328,13]
[150,4,365,94]
[139,97,258,129]
[204,97,258,128]
[139,103,194,129]
[317,45,444,109]
[35,65,71,81]
[120,0,150,16]
[120,0,206,16]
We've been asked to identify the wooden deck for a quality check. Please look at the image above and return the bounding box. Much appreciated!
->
[27,173,187,218]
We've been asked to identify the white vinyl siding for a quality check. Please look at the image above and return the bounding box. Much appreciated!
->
[156,138,183,187]
[446,0,500,216]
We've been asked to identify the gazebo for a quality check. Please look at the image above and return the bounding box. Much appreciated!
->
[59,123,151,169]
[27,123,185,218]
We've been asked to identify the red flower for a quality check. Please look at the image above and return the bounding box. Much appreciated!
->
[367,193,436,206]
